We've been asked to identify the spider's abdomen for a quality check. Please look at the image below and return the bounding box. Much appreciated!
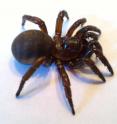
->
[12,30,53,64]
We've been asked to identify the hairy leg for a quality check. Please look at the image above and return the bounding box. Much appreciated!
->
[56,59,75,115]
[22,15,48,34]
[66,18,86,37]
[16,56,46,97]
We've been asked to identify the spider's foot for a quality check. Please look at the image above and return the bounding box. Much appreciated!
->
[94,50,114,75]
[84,59,106,82]
[59,10,69,20]
[101,56,114,75]
[16,89,21,97]
[15,80,25,97]
[67,96,75,115]
[71,107,75,115]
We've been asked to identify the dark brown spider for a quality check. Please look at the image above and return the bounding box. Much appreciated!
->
[12,10,114,115]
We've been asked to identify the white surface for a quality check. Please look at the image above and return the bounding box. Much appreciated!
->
[0,0,117,124]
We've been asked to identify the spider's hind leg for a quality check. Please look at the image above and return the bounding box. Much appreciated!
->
[22,15,48,34]
[16,57,46,97]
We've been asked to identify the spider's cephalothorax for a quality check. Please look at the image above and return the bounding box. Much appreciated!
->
[12,10,114,115]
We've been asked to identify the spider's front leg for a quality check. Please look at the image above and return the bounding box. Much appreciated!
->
[54,11,75,114]
[56,60,75,115]
[66,18,86,38]
[82,48,114,82]
[84,32,103,52]
[54,10,69,39]
[84,58,106,82]
[93,49,114,75]
[75,25,101,39]
[16,57,46,97]
[22,15,48,34]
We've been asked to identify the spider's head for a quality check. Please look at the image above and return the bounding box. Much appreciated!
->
[64,37,82,52]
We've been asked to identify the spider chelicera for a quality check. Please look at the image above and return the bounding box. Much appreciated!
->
[12,10,114,115]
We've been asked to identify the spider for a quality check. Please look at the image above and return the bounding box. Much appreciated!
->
[12,10,114,115]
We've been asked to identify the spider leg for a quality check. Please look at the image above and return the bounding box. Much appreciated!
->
[84,58,106,82]
[16,57,46,97]
[75,25,101,39]
[54,11,75,114]
[85,32,99,41]
[54,10,69,39]
[84,32,103,52]
[22,15,48,34]
[89,41,103,52]
[66,18,86,37]
[56,60,75,115]
[81,32,102,58]
[93,49,114,75]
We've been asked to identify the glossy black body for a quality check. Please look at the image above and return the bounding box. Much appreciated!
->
[12,30,53,64]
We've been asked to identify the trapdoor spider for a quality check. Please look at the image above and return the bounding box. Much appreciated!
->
[12,10,114,115]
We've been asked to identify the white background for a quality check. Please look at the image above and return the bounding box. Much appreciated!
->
[0,0,117,124]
